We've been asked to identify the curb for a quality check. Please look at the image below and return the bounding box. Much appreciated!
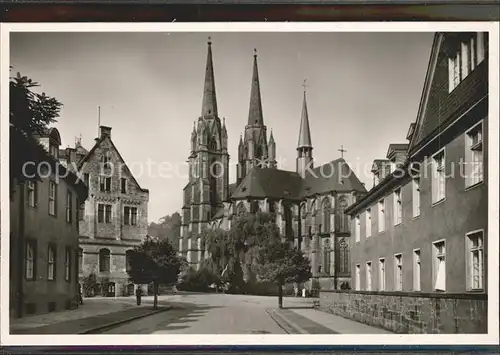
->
[265,309,307,335]
[80,306,172,334]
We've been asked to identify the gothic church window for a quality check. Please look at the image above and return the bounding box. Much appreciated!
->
[336,197,348,233]
[337,237,349,275]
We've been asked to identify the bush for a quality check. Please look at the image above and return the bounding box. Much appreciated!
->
[177,267,221,292]
[82,273,98,297]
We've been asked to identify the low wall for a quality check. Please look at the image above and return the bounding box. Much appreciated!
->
[319,290,487,334]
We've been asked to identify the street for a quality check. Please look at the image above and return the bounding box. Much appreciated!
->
[100,293,314,334]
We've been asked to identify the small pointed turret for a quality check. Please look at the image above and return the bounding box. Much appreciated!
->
[297,88,312,149]
[269,129,275,145]
[247,49,264,126]
[201,37,218,118]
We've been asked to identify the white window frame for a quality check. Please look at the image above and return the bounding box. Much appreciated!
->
[27,180,36,207]
[366,261,372,291]
[394,253,403,291]
[393,188,402,225]
[49,181,57,216]
[355,264,361,291]
[378,257,386,291]
[378,199,385,233]
[412,178,421,217]
[48,245,55,281]
[25,242,35,280]
[432,149,446,204]
[413,249,421,291]
[98,203,112,224]
[366,208,372,238]
[432,239,446,292]
[99,175,112,192]
[354,215,361,243]
[465,121,484,188]
[466,229,484,291]
[124,206,138,226]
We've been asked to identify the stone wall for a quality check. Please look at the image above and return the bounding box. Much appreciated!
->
[319,290,487,334]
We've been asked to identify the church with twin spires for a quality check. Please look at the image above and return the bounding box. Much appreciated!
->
[179,38,367,290]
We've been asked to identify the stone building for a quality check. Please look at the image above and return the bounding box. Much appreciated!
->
[322,32,489,334]
[179,39,366,290]
[10,128,88,318]
[61,126,150,297]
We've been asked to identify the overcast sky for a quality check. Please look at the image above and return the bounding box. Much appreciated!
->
[10,31,434,223]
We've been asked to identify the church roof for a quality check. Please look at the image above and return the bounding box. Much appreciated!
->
[231,168,303,200]
[201,38,218,118]
[302,158,366,196]
[297,91,312,149]
[247,50,264,126]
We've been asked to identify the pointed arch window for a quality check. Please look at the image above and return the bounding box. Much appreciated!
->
[323,239,331,275]
[321,197,331,234]
[337,237,350,275]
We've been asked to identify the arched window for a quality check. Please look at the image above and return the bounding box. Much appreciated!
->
[99,248,110,272]
[78,248,84,274]
[322,197,331,234]
[337,237,349,275]
[250,200,260,214]
[323,239,331,276]
[125,250,133,272]
[209,158,218,207]
[337,197,348,232]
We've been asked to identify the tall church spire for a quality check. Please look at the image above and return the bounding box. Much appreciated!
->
[247,49,264,126]
[201,37,218,117]
[297,81,312,149]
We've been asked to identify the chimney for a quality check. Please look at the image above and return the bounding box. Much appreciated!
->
[99,126,112,139]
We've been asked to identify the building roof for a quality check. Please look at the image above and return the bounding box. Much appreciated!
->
[302,158,366,196]
[297,91,312,149]
[201,38,218,118]
[231,168,303,200]
[247,50,264,126]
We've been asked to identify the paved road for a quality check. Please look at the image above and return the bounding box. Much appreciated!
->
[101,293,314,334]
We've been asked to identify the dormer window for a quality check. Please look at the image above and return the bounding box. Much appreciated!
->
[448,32,486,93]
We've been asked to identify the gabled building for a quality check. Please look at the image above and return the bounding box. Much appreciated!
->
[346,32,488,295]
[179,39,367,290]
[10,128,88,318]
[59,126,150,297]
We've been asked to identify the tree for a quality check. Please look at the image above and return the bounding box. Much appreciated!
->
[257,242,312,308]
[148,212,181,247]
[127,236,185,309]
[9,71,63,187]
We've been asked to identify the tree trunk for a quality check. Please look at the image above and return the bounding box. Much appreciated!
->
[153,282,158,310]
[278,284,283,309]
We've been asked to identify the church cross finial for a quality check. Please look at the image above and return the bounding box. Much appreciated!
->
[338,145,347,159]
[254,48,257,56]
[302,79,308,93]
[208,36,212,44]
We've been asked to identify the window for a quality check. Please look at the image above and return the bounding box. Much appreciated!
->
[413,249,421,291]
[448,32,487,92]
[432,150,446,204]
[465,122,484,187]
[101,151,112,170]
[49,181,57,216]
[48,245,56,281]
[366,261,372,291]
[378,199,385,233]
[65,248,71,282]
[366,208,372,238]
[126,250,133,272]
[393,188,402,225]
[394,253,403,291]
[99,176,112,192]
[25,241,36,280]
[78,248,84,274]
[412,178,420,217]
[99,248,111,272]
[379,258,386,291]
[49,144,58,159]
[83,173,90,187]
[98,204,112,223]
[323,239,331,275]
[121,178,128,194]
[78,199,85,221]
[466,231,484,290]
[66,190,73,223]
[354,215,361,242]
[27,180,37,207]
[355,264,361,290]
[124,206,138,226]
[433,240,446,291]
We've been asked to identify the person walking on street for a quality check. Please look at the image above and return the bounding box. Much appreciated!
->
[135,287,142,306]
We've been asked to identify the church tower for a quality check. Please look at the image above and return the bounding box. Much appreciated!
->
[181,38,230,268]
[296,83,314,178]
[237,49,276,186]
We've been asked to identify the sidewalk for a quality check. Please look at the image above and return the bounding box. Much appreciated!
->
[10,297,170,334]
[268,307,393,334]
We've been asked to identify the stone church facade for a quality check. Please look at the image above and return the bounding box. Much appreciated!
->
[180,39,366,290]
[59,126,149,297]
